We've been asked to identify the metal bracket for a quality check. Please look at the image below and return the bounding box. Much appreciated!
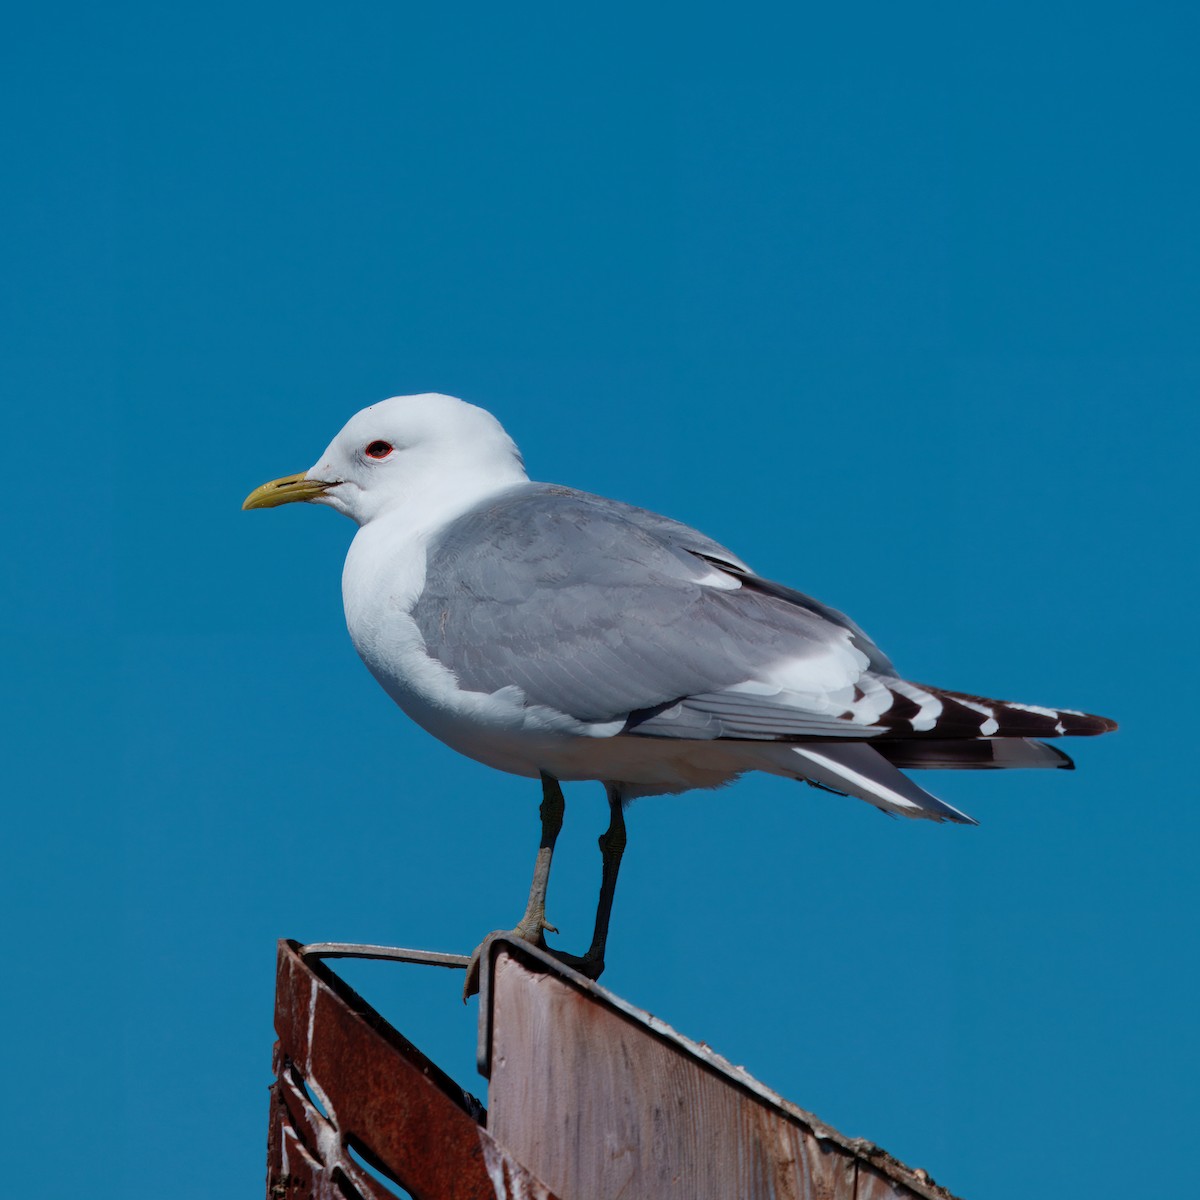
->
[300,941,470,969]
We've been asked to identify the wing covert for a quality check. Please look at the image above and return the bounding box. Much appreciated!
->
[411,484,882,731]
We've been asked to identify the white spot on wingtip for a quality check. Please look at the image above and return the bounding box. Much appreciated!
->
[1006,702,1059,718]
[890,680,943,731]
[955,695,1000,736]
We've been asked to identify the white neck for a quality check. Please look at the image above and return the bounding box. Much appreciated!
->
[341,452,529,635]
[362,450,528,540]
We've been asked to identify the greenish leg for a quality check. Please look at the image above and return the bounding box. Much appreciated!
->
[463,772,566,999]
[564,784,627,981]
[512,772,566,943]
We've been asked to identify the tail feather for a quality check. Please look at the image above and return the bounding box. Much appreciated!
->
[874,737,1075,770]
[785,743,978,825]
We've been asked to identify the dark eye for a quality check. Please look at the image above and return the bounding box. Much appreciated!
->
[365,440,393,459]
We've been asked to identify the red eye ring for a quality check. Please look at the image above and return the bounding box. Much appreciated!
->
[365,440,393,459]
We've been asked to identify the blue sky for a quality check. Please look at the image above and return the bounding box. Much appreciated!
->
[3,4,1196,1197]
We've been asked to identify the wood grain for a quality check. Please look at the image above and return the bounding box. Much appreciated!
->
[486,951,956,1200]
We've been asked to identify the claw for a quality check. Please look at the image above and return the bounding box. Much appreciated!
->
[462,924,550,1001]
[461,924,605,1001]
[462,945,483,1002]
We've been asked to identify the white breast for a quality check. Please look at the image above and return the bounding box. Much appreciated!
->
[341,515,624,778]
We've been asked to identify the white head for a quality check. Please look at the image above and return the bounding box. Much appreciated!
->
[243,393,528,526]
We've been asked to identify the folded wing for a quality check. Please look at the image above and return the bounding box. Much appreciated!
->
[412,483,1114,823]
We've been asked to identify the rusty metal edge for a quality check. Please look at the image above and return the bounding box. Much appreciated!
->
[475,934,963,1200]
[270,1049,398,1200]
[285,938,485,1121]
[275,939,566,1200]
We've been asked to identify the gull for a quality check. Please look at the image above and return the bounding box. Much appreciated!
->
[243,392,1116,993]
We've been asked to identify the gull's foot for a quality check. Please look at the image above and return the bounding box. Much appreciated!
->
[462,933,606,1001]
[547,948,605,982]
[462,914,558,1001]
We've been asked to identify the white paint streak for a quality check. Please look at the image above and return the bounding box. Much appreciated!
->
[478,1130,546,1199]
[479,1134,510,1198]
[316,1120,342,1171]
[306,978,318,1077]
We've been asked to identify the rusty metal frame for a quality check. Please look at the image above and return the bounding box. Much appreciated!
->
[268,939,559,1200]
[269,935,959,1200]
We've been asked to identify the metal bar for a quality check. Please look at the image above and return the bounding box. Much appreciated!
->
[269,939,560,1200]
[301,941,470,969]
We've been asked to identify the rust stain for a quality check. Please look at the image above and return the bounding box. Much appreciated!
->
[266,939,560,1200]
[267,937,963,1200]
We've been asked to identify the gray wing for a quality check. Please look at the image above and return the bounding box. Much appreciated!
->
[411,483,895,736]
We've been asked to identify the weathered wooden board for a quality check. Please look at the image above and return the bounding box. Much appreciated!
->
[483,942,959,1200]
[856,1165,923,1200]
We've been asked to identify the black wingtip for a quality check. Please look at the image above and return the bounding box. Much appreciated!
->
[1064,712,1118,736]
[902,685,1118,740]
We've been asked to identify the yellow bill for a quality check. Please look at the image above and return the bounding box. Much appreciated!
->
[242,472,336,510]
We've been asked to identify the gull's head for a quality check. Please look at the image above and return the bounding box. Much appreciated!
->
[242,393,527,526]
